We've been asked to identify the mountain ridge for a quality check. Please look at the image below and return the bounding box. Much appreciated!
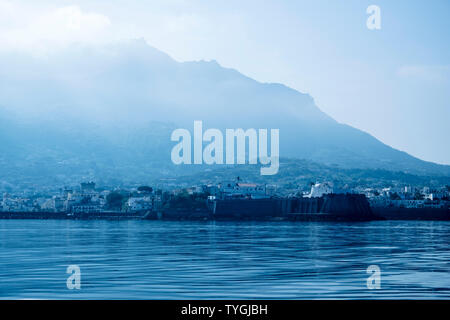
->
[0,39,449,189]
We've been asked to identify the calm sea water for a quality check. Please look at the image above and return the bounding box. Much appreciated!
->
[0,219,449,299]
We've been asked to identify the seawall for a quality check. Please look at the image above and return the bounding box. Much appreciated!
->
[213,194,378,221]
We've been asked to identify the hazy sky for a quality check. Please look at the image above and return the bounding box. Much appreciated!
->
[0,0,449,164]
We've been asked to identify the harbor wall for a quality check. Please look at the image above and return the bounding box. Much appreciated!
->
[213,194,377,221]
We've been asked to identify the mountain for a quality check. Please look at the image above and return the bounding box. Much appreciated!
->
[0,39,449,190]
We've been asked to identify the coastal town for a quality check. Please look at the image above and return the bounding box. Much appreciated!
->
[1,179,449,215]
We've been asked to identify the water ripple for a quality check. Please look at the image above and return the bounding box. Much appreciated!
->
[0,220,449,299]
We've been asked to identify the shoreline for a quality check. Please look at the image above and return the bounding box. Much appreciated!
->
[0,209,449,221]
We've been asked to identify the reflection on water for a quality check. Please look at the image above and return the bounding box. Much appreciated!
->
[0,220,449,299]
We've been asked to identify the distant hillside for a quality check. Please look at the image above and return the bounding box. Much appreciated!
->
[164,158,450,192]
[0,39,449,191]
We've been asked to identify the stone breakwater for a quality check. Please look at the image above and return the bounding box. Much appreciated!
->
[211,194,379,221]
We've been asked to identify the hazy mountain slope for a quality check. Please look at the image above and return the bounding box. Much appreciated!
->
[0,39,449,188]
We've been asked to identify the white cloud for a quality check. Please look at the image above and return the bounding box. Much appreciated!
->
[0,1,112,54]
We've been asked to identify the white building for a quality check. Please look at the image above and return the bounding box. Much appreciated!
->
[305,182,333,198]
[220,182,267,199]
[71,204,101,213]
[127,196,153,212]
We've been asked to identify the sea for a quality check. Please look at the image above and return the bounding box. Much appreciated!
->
[0,219,449,299]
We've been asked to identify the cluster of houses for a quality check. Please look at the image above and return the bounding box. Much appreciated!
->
[0,182,162,214]
[174,181,278,200]
[0,180,279,213]
[296,183,449,209]
[1,180,448,213]
[356,185,450,208]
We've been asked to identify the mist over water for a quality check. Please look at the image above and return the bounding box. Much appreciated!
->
[1,220,449,299]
